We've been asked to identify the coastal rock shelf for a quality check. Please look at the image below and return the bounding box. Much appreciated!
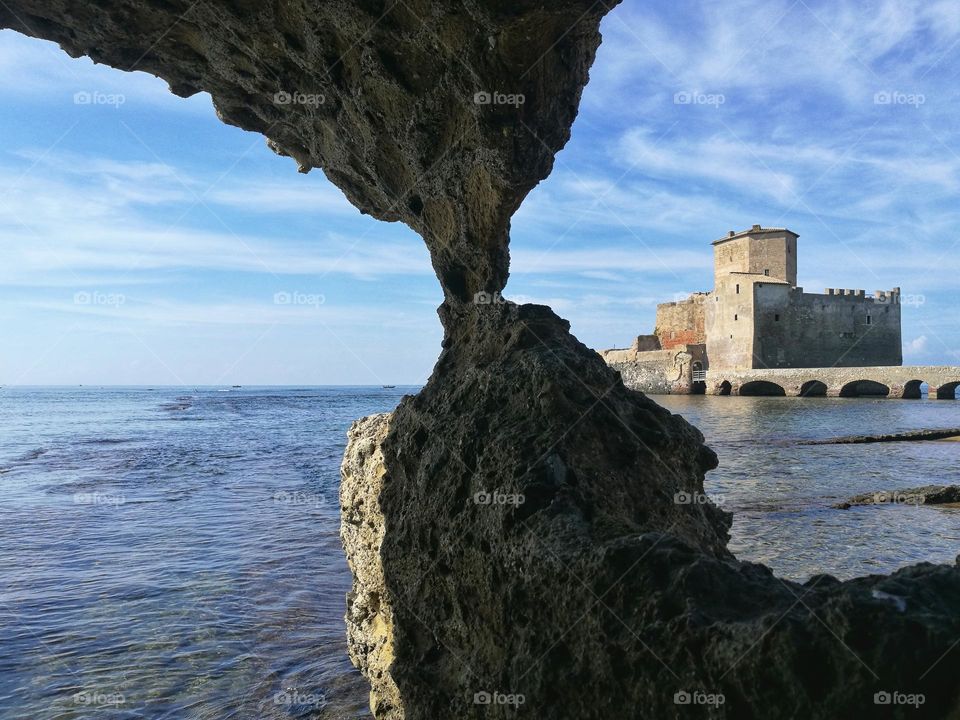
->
[4,1,960,717]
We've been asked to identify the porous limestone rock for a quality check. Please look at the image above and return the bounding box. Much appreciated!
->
[4,2,960,718]
[342,302,960,718]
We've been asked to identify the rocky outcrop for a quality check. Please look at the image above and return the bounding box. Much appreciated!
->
[835,485,960,509]
[805,429,960,444]
[5,2,960,718]
[342,302,960,718]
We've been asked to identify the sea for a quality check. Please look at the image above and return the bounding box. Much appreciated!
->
[1,386,958,719]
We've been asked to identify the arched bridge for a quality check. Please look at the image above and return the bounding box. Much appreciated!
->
[709,366,960,399]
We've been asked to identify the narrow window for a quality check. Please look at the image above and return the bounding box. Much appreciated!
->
[736,284,740,294]
[775,314,780,322]
[764,269,770,276]
[734,314,738,321]
[866,315,872,325]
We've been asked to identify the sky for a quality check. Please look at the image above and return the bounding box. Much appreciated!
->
[1,0,959,385]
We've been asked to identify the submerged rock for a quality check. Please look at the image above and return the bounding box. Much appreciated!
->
[803,428,960,444]
[3,1,960,718]
[835,485,960,509]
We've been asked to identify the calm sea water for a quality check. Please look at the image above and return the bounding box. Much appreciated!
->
[1,387,959,719]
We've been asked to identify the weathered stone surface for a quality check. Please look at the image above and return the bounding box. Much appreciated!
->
[835,485,960,509]
[343,305,960,717]
[4,2,960,718]
[340,413,400,718]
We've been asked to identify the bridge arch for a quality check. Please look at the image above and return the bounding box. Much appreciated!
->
[718,380,732,396]
[935,381,960,400]
[740,380,786,397]
[799,380,827,398]
[839,380,890,398]
[902,380,925,400]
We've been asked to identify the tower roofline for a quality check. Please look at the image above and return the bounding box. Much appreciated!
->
[712,225,799,246]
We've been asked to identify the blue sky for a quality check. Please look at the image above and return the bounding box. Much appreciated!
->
[1,0,959,384]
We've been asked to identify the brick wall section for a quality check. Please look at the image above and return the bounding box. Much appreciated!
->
[655,294,707,350]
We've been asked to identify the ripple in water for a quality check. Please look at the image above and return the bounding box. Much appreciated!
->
[1,388,959,717]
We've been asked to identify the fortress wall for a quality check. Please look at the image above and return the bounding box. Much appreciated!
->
[753,285,902,368]
[705,278,756,370]
[604,348,694,395]
[654,294,706,349]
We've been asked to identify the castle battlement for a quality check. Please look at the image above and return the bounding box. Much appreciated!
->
[601,226,903,390]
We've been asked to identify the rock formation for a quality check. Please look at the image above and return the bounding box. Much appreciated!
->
[4,2,960,718]
[835,485,960,509]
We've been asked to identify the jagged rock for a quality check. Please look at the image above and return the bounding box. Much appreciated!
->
[342,303,960,718]
[4,2,960,718]
[835,485,960,509]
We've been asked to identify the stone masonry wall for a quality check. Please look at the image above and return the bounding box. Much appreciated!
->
[601,348,694,394]
[654,294,706,350]
[753,285,902,368]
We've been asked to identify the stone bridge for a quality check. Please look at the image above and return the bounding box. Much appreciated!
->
[708,366,960,399]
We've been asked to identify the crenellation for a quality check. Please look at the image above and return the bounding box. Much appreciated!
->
[602,224,908,390]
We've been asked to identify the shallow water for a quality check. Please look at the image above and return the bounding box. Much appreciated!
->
[1,387,958,718]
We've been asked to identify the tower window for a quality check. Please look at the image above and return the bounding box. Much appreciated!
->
[775,314,780,322]
[734,314,738,321]
[866,315,872,325]
[764,269,770,276]
[736,284,740,294]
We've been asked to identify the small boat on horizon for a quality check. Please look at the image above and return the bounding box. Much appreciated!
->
[382,385,396,389]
